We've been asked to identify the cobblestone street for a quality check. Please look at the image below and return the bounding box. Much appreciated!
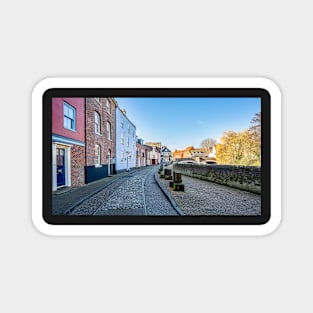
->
[54,165,261,216]
[157,167,261,216]
[68,166,179,216]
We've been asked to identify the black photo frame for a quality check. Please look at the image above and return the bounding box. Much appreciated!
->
[43,88,270,226]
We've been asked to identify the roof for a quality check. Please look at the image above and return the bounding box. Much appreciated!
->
[161,146,171,153]
[115,101,136,129]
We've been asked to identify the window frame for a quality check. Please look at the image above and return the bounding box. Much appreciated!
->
[63,101,76,131]
[95,144,101,167]
[106,99,110,114]
[107,121,111,140]
[94,111,101,135]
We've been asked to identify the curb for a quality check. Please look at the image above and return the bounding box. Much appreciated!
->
[64,171,134,215]
[154,172,185,216]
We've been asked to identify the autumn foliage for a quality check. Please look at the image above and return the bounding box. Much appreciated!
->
[216,113,261,166]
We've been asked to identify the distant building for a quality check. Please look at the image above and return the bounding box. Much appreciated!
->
[52,97,85,191]
[161,146,172,163]
[173,145,216,164]
[145,142,161,164]
[208,145,216,158]
[144,144,153,166]
[136,138,146,167]
[190,148,206,157]
[145,142,161,149]
[173,146,193,160]
[115,107,136,172]
[173,149,184,160]
[136,138,153,167]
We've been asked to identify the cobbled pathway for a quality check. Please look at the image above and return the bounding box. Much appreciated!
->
[158,171,261,216]
[68,166,179,216]
[144,168,178,216]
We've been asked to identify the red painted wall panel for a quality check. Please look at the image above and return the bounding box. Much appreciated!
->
[52,98,85,142]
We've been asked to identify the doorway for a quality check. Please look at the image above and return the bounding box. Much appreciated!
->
[56,148,65,186]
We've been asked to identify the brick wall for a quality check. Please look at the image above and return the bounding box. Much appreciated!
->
[173,163,261,194]
[71,145,85,187]
[85,98,116,182]
[86,98,115,166]
[136,143,145,167]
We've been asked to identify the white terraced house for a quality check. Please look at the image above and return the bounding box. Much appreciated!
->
[115,107,136,172]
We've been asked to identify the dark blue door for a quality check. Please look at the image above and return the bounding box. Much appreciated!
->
[57,148,65,187]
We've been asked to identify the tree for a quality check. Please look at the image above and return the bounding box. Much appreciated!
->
[215,113,261,166]
[200,138,217,152]
[250,112,261,130]
[216,131,242,165]
[247,112,261,165]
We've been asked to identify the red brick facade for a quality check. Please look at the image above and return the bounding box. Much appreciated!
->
[71,145,85,187]
[85,98,116,182]
[136,141,153,167]
[136,142,146,167]
[52,97,117,189]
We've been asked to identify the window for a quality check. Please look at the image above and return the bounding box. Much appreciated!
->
[63,102,76,131]
[95,112,101,134]
[95,97,100,102]
[106,100,110,113]
[121,133,124,144]
[121,119,124,129]
[107,122,111,140]
[121,151,124,162]
[95,144,101,166]
[126,136,129,146]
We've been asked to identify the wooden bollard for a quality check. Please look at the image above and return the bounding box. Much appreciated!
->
[172,171,184,191]
[173,183,184,191]
[164,168,172,180]
[173,171,182,183]
[164,168,171,176]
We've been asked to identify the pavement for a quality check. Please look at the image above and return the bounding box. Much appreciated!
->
[157,170,261,216]
[52,169,135,215]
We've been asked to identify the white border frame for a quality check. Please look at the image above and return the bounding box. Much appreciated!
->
[32,77,281,236]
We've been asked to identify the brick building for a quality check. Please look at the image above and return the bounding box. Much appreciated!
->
[52,97,85,191]
[136,138,146,167]
[136,138,153,167]
[85,98,116,183]
[144,144,153,166]
[172,145,217,164]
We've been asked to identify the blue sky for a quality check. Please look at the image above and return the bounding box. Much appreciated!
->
[115,97,261,151]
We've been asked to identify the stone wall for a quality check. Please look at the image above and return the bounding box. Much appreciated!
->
[173,163,261,194]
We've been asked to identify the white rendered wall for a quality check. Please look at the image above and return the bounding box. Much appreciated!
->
[115,107,136,171]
